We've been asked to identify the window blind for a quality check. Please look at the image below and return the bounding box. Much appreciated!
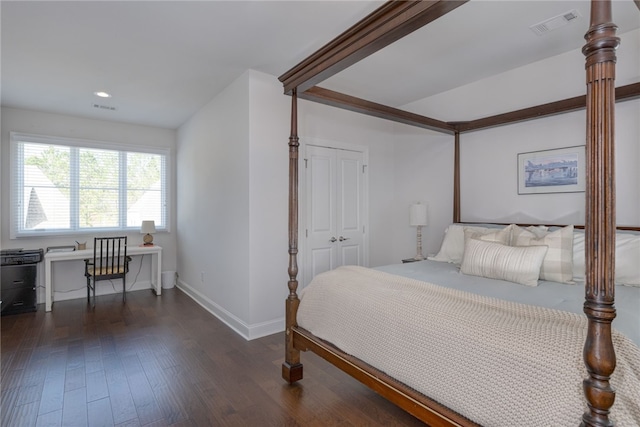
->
[10,132,169,238]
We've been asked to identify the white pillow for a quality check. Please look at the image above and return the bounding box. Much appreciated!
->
[429,224,510,264]
[511,225,574,284]
[460,239,548,287]
[573,231,640,287]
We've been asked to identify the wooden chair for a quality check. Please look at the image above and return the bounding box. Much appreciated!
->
[84,237,131,306]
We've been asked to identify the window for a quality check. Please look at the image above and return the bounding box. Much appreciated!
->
[10,132,169,238]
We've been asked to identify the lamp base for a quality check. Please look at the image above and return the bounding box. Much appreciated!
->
[414,226,425,261]
[143,233,154,246]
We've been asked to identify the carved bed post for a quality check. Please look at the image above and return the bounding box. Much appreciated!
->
[581,1,619,425]
[453,131,461,224]
[282,88,303,383]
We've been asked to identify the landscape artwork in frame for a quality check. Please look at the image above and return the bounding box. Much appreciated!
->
[518,146,586,195]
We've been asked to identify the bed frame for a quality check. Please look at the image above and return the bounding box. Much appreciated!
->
[279,2,640,426]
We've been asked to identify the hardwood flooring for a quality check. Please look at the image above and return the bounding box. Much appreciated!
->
[1,288,424,426]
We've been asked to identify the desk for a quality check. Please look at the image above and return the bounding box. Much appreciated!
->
[44,245,162,312]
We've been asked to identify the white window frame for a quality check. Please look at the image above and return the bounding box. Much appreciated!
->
[10,132,170,239]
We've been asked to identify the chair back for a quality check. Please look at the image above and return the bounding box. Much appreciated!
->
[93,237,128,277]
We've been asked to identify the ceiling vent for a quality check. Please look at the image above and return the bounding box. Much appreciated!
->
[91,103,117,111]
[530,9,581,36]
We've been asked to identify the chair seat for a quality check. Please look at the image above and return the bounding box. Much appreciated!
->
[87,266,127,276]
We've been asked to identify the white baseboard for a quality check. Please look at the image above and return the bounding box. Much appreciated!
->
[43,280,154,304]
[176,279,284,341]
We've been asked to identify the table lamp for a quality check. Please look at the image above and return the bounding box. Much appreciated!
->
[141,220,156,246]
[410,202,428,260]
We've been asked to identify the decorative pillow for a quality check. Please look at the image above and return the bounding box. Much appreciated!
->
[511,225,574,284]
[573,231,640,287]
[460,239,548,287]
[572,231,586,282]
[429,224,513,264]
[464,224,513,246]
[525,225,549,238]
[614,233,640,286]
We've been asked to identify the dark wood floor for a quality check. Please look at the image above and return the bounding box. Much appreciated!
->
[1,288,425,426]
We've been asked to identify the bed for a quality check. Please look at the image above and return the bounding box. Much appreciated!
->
[278,1,640,426]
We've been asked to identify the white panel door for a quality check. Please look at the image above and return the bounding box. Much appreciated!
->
[306,145,336,283]
[305,145,365,286]
[337,149,364,267]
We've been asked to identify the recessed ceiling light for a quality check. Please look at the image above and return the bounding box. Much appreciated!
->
[94,91,112,98]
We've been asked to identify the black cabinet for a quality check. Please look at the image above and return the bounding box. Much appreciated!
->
[1,264,37,315]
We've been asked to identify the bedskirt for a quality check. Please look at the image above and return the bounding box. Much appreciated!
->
[297,266,640,426]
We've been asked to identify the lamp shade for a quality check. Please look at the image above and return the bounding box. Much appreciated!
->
[140,220,156,234]
[410,203,428,226]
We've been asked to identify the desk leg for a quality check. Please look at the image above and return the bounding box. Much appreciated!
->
[152,252,161,296]
[45,258,52,311]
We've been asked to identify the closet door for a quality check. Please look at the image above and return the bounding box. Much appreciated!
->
[305,145,365,286]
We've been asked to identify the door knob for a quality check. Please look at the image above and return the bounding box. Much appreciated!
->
[339,236,350,241]
[329,237,337,242]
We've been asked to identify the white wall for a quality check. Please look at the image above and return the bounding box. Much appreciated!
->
[390,126,454,260]
[0,107,178,303]
[176,71,252,333]
[247,71,290,332]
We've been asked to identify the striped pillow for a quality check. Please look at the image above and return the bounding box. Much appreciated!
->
[461,239,548,287]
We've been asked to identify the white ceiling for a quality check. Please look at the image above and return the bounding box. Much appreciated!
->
[2,1,638,130]
[323,1,640,108]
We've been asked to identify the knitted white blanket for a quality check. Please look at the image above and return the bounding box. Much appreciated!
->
[297,266,640,426]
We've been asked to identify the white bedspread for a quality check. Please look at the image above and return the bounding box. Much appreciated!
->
[298,266,640,427]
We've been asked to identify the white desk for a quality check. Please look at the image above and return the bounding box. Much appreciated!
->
[44,245,162,311]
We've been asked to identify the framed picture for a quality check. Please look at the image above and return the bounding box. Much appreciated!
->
[517,146,586,195]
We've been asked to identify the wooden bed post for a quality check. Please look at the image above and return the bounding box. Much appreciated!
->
[581,1,619,426]
[282,88,303,384]
[453,131,461,224]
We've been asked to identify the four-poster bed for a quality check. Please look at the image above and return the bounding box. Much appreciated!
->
[279,1,640,426]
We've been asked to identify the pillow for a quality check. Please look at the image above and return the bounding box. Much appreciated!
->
[460,239,548,287]
[464,224,513,246]
[429,224,511,264]
[511,225,574,284]
[614,233,640,286]
[525,225,549,238]
[429,224,487,264]
[572,231,585,282]
[573,231,640,287]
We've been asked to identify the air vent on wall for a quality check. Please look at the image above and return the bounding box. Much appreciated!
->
[91,103,117,111]
[530,9,581,36]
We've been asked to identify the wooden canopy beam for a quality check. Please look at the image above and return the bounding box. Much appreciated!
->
[279,0,468,95]
[300,86,455,134]
[456,82,640,133]
[294,82,639,136]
